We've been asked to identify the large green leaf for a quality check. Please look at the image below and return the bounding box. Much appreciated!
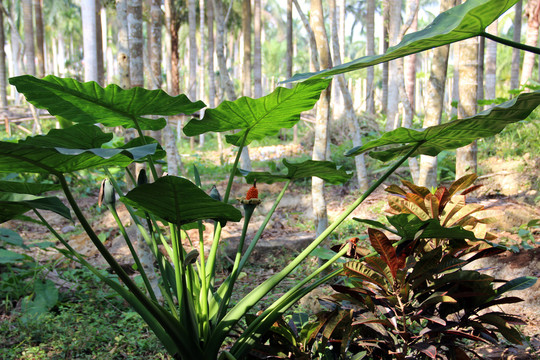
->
[0,193,72,223]
[495,276,537,296]
[121,176,242,226]
[386,215,478,241]
[238,159,352,185]
[286,0,517,82]
[0,126,157,174]
[183,79,330,146]
[0,249,32,263]
[0,181,61,195]
[9,75,206,131]
[346,91,540,161]
[0,228,25,247]
[19,124,112,149]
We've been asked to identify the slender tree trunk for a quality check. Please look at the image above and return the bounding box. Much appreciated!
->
[129,0,144,88]
[510,0,523,90]
[0,9,7,110]
[366,0,375,115]
[521,0,540,85]
[214,0,236,101]
[310,0,332,237]
[253,0,262,98]
[214,0,251,170]
[81,0,98,82]
[329,0,369,192]
[188,0,197,99]
[339,0,346,62]
[96,0,104,85]
[451,43,459,118]
[10,0,22,104]
[382,0,390,115]
[477,36,484,103]
[207,0,216,108]
[293,0,320,72]
[385,0,401,131]
[34,0,45,77]
[207,0,223,157]
[199,0,206,147]
[149,0,163,150]
[456,36,478,179]
[286,0,293,83]
[419,0,454,188]
[22,0,35,76]
[242,0,252,97]
[188,0,197,149]
[403,10,417,113]
[485,21,497,101]
[23,0,41,133]
[164,0,180,97]
[287,0,298,142]
[117,0,130,89]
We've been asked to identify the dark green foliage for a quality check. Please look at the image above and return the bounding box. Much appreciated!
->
[306,177,535,359]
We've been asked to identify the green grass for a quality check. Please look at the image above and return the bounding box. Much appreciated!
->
[0,267,172,360]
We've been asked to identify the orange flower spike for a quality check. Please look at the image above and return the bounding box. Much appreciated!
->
[246,179,258,200]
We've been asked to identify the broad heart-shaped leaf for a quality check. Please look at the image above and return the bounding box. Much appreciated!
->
[183,79,330,146]
[121,176,242,226]
[346,90,540,160]
[0,181,61,195]
[286,0,517,82]
[0,194,72,223]
[9,75,205,131]
[238,159,352,185]
[0,126,157,174]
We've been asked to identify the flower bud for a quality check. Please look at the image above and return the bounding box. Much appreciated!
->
[98,179,116,207]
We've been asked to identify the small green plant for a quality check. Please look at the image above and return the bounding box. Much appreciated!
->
[505,219,540,252]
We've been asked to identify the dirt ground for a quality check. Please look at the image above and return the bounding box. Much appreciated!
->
[2,153,539,359]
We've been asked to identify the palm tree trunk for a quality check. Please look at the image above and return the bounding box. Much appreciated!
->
[0,9,7,110]
[81,0,98,82]
[116,0,130,89]
[22,0,35,76]
[253,0,262,98]
[403,9,417,113]
[242,0,252,97]
[382,0,389,115]
[329,0,369,192]
[33,0,45,77]
[207,0,223,157]
[477,36,484,103]
[366,0,375,115]
[510,0,523,90]
[310,0,332,237]
[385,0,401,131]
[293,0,320,72]
[419,0,454,188]
[95,0,104,85]
[456,36,478,179]
[520,0,540,85]
[214,0,251,170]
[129,0,144,88]
[485,21,497,101]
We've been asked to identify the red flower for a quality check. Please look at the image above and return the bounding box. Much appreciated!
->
[246,180,258,200]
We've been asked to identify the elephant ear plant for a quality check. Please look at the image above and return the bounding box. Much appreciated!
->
[2,0,540,358]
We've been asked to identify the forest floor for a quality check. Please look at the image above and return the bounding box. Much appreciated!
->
[2,150,540,359]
